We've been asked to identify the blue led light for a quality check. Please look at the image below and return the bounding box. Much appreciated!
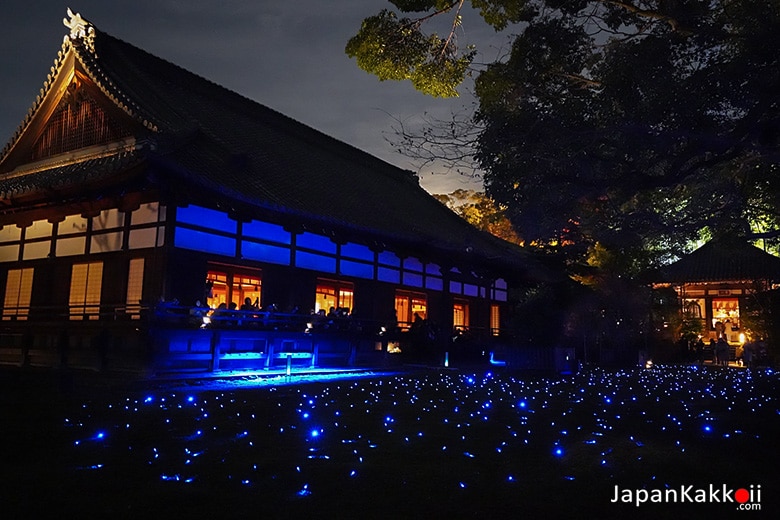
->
[60,364,778,507]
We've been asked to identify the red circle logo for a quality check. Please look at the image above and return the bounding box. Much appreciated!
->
[735,488,750,504]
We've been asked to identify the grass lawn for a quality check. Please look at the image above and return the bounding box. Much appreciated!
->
[1,365,777,519]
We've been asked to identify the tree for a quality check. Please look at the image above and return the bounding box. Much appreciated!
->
[347,1,780,275]
[433,189,523,244]
[345,1,477,97]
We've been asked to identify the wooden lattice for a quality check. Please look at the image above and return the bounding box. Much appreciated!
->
[32,87,131,160]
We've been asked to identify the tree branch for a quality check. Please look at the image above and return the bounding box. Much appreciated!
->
[438,0,466,60]
[601,0,687,33]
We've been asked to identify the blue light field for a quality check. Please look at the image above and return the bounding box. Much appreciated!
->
[3,365,778,518]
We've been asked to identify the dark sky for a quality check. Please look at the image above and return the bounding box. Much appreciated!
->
[1,1,507,194]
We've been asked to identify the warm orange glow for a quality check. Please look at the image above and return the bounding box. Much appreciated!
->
[395,290,427,330]
[315,280,354,313]
[2,268,33,321]
[453,301,469,331]
[490,304,500,336]
[712,298,739,329]
[69,261,103,320]
[207,269,261,309]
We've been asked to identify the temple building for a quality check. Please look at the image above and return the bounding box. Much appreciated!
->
[654,237,780,344]
[0,11,550,375]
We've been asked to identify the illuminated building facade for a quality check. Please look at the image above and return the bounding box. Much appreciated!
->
[654,237,780,344]
[0,11,548,374]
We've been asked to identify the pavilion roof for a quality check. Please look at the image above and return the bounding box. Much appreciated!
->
[655,238,780,284]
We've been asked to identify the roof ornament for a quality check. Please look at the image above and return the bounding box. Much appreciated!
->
[63,8,95,46]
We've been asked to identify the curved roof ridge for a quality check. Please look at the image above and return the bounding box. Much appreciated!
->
[71,30,158,133]
[0,39,72,162]
[0,10,159,165]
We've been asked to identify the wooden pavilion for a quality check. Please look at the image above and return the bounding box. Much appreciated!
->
[654,237,780,344]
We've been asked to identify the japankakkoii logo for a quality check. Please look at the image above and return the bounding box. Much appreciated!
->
[611,484,761,511]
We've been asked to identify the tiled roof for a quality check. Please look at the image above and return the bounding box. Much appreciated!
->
[656,238,780,283]
[0,150,144,199]
[0,15,553,279]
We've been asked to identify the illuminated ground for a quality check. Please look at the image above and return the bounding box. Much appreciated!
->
[1,365,778,518]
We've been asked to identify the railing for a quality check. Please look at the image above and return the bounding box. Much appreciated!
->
[0,304,151,322]
[0,302,515,372]
[0,302,506,338]
[151,303,375,334]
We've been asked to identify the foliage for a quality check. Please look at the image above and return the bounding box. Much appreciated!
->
[433,189,522,244]
[347,1,780,276]
[740,288,775,342]
[346,6,476,97]
[679,316,705,342]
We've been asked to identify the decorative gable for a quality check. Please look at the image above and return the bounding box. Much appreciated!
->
[0,9,153,176]
[31,77,134,161]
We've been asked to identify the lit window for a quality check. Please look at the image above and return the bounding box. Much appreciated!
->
[126,258,144,318]
[24,220,53,239]
[395,290,427,331]
[206,268,261,309]
[58,214,88,235]
[490,304,501,336]
[2,268,34,321]
[712,298,740,338]
[69,262,103,320]
[0,225,22,242]
[132,202,161,225]
[234,274,262,309]
[453,301,470,331]
[92,208,125,231]
[315,279,354,313]
[683,299,703,318]
[206,271,229,309]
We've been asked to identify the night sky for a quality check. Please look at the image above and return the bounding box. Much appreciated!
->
[0,1,507,194]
